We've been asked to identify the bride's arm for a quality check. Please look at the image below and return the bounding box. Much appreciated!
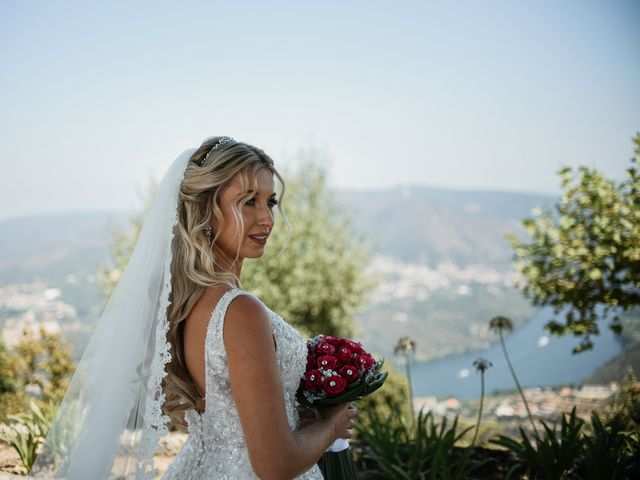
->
[224,295,354,480]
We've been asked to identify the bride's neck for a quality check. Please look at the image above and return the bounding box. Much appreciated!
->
[214,252,243,284]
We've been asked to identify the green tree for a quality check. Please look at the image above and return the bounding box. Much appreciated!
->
[507,133,640,353]
[242,157,375,338]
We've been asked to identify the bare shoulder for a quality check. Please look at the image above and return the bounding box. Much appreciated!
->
[223,293,271,339]
[226,293,268,320]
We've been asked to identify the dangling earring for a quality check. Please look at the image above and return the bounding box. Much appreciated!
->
[204,225,213,245]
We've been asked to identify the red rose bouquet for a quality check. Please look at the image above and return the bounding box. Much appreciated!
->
[296,334,387,479]
[297,334,387,406]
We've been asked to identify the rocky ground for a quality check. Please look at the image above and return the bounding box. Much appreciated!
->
[0,444,22,478]
[0,432,188,479]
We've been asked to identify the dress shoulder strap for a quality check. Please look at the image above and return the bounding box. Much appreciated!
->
[205,287,252,344]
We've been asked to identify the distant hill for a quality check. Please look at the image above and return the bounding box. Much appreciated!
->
[0,210,129,285]
[0,186,554,282]
[0,211,131,356]
[336,186,553,269]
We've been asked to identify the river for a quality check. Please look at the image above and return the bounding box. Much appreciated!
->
[410,307,623,399]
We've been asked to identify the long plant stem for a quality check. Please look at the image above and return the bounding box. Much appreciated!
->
[500,331,539,437]
[455,371,485,480]
[404,353,415,426]
[471,371,485,447]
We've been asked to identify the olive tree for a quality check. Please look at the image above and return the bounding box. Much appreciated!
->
[242,155,375,338]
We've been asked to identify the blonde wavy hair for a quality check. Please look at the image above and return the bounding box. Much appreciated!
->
[162,136,287,427]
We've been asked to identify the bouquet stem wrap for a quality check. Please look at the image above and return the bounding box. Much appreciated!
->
[318,439,357,479]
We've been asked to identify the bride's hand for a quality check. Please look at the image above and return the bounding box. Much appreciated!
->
[318,402,358,441]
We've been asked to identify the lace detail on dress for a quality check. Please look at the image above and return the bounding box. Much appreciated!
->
[161,288,324,479]
[135,224,178,479]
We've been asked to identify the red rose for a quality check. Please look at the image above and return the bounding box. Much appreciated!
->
[306,353,315,369]
[340,364,360,382]
[323,375,347,396]
[337,346,353,363]
[316,341,336,355]
[344,339,364,354]
[356,353,374,370]
[322,335,342,347]
[305,369,323,391]
[317,355,338,370]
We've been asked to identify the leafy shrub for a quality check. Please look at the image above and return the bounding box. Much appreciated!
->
[355,397,486,479]
[352,361,411,442]
[603,368,640,435]
[492,406,639,480]
[0,401,51,474]
[0,326,75,424]
[492,407,583,479]
[0,341,17,394]
[0,328,75,473]
[578,412,638,480]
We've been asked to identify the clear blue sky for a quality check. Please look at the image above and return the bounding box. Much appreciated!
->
[1,0,638,221]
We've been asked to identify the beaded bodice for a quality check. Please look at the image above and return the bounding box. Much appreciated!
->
[161,288,323,479]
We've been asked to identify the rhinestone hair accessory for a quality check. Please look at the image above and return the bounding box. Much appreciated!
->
[204,225,213,244]
[198,136,235,166]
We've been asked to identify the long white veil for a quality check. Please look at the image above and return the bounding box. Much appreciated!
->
[29,147,197,479]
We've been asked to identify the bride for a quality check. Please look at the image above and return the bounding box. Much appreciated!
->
[29,136,357,479]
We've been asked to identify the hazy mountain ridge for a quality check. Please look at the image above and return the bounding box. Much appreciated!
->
[1,186,554,277]
[0,210,129,284]
[336,185,554,269]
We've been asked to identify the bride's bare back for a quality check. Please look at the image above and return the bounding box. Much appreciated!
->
[183,286,277,411]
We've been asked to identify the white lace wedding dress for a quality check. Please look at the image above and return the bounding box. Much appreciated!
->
[161,288,324,479]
